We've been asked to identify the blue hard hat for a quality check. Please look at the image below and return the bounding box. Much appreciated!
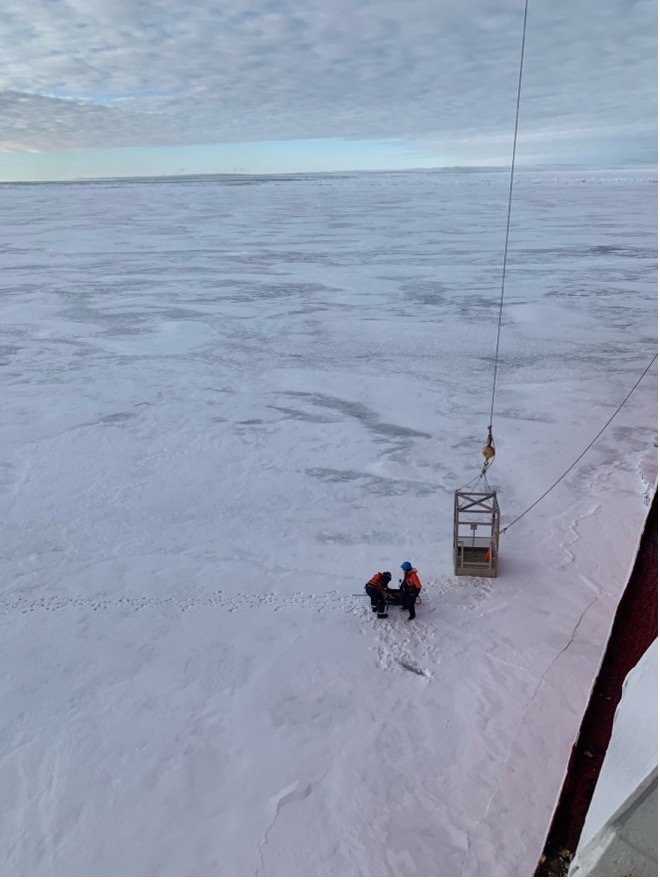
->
[400,561,412,570]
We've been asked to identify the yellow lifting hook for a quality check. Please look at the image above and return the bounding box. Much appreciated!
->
[481,426,495,474]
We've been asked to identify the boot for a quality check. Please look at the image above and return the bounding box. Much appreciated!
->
[377,613,389,619]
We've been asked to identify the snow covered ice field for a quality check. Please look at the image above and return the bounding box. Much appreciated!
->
[0,168,657,877]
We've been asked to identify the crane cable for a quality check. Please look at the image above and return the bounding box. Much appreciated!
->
[501,353,658,534]
[480,0,530,477]
[468,0,655,536]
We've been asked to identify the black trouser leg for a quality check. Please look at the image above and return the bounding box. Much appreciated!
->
[407,589,419,620]
[365,585,378,611]
[376,592,386,614]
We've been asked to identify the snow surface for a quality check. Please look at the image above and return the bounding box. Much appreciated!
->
[0,167,657,877]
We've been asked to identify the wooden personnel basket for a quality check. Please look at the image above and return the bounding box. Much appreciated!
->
[454,490,500,577]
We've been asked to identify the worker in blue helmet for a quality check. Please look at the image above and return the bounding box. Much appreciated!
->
[399,561,423,621]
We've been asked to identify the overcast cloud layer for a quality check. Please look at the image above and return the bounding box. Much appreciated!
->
[0,0,656,162]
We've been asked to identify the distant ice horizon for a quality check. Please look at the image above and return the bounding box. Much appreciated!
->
[1,160,657,186]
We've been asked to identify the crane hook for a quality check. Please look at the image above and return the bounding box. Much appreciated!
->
[481,425,495,475]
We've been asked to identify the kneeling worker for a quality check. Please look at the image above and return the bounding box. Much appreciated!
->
[365,571,392,618]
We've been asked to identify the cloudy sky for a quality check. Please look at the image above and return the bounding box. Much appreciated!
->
[1,0,656,180]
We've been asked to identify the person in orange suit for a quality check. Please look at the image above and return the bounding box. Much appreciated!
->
[400,561,422,621]
[365,571,392,618]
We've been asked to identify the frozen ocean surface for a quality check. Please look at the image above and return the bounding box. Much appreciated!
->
[0,168,657,876]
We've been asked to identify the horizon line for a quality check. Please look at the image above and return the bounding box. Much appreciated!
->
[1,161,656,186]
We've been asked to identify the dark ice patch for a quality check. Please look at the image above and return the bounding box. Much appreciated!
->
[284,392,432,440]
[99,412,136,424]
[399,661,430,677]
